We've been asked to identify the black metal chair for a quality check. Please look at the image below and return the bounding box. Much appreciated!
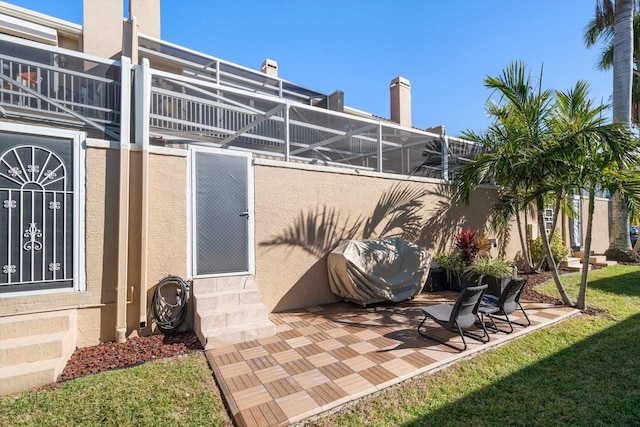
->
[417,284,491,351]
[479,277,531,334]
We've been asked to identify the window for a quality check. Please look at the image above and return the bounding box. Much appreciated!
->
[0,124,85,296]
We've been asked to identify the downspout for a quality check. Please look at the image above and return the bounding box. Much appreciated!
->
[135,58,151,329]
[126,15,148,330]
[116,56,132,343]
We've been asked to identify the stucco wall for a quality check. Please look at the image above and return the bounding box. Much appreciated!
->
[127,149,188,338]
[582,197,611,254]
[253,160,521,312]
[0,144,187,347]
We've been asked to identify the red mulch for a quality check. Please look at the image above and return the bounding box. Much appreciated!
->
[57,331,203,382]
[55,269,597,383]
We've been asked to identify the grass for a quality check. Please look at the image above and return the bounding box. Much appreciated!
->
[1,265,639,426]
[0,353,232,426]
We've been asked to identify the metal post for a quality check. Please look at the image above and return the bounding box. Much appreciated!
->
[377,123,383,172]
[441,135,449,182]
[284,104,290,162]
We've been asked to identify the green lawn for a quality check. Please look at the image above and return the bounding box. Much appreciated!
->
[1,265,639,426]
[0,353,232,427]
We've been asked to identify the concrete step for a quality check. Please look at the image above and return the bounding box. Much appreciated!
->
[0,331,67,365]
[559,257,582,269]
[588,255,617,267]
[593,260,618,267]
[195,303,269,332]
[192,275,258,293]
[192,275,276,350]
[193,288,263,308]
[199,321,277,350]
[0,359,59,396]
[0,310,76,396]
[0,310,72,340]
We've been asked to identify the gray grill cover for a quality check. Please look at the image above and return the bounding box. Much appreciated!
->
[328,237,431,307]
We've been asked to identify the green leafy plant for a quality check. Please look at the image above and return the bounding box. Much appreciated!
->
[434,252,463,271]
[531,233,571,266]
[433,252,463,283]
[465,256,513,280]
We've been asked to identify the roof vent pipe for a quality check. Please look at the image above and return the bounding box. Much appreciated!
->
[390,76,411,128]
[261,58,278,77]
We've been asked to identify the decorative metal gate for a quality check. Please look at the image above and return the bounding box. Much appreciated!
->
[191,147,254,277]
[0,127,83,295]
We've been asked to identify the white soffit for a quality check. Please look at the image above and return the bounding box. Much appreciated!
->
[0,13,58,46]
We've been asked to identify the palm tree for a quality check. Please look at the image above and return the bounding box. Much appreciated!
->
[551,80,640,309]
[584,0,638,259]
[453,62,573,306]
[584,0,640,122]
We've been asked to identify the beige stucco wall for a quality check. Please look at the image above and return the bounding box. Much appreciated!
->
[0,145,613,346]
[129,0,160,38]
[0,144,187,347]
[82,0,123,59]
[253,160,521,312]
[582,197,611,254]
[127,149,188,337]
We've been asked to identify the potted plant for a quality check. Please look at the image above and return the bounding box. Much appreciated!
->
[464,256,514,297]
[433,252,464,291]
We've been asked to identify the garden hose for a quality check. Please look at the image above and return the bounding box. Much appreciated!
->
[151,275,189,334]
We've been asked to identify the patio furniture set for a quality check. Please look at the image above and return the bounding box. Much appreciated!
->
[418,277,531,351]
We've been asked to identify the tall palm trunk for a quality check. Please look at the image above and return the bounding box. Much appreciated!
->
[514,198,535,272]
[610,0,634,252]
[577,188,597,309]
[536,198,573,305]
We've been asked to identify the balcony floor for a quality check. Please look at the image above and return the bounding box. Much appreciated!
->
[204,290,578,427]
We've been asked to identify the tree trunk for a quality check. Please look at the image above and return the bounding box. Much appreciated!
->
[577,190,596,310]
[537,198,573,306]
[610,0,634,252]
[515,199,535,272]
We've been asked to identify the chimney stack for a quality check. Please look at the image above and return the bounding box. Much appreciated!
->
[261,58,278,77]
[390,76,411,128]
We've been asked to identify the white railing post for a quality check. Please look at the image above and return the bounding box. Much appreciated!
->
[377,123,383,172]
[284,104,290,162]
[442,135,449,182]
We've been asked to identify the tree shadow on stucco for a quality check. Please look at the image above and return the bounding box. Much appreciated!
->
[415,184,467,253]
[260,182,430,257]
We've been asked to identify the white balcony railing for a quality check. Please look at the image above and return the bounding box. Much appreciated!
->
[0,35,122,140]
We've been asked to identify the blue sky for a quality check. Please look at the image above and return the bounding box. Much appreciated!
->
[7,0,612,137]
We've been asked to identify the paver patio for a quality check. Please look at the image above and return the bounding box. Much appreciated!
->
[205,290,578,427]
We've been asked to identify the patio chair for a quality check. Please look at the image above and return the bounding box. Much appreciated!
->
[417,284,491,351]
[479,277,530,334]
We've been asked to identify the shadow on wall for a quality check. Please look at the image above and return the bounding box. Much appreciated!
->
[260,182,430,258]
[261,182,495,311]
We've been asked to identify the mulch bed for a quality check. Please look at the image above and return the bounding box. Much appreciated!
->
[57,331,203,382]
[54,268,595,383]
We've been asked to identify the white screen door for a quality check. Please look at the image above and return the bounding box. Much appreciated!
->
[191,147,254,277]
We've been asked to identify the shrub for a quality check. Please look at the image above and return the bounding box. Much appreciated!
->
[531,233,571,266]
[433,252,463,272]
[465,256,513,279]
[454,227,489,265]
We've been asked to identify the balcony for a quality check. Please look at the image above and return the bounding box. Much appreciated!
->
[0,35,122,140]
[0,33,482,179]
[139,35,483,179]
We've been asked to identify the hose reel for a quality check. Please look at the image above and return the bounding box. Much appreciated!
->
[151,275,189,334]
